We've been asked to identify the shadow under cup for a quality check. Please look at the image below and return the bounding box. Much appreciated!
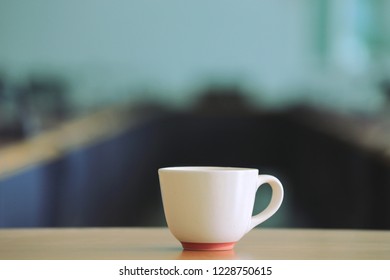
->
[158,166,284,251]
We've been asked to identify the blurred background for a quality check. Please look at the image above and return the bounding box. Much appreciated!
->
[0,0,389,229]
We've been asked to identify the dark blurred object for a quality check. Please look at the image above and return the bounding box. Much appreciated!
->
[0,73,70,145]
[14,75,70,136]
[194,85,256,114]
[0,74,24,144]
[0,75,4,97]
[1,86,389,229]
[380,79,390,111]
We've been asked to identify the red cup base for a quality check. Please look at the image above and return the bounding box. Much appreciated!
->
[181,242,236,251]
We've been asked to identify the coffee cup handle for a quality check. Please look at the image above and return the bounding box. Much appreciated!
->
[247,175,284,231]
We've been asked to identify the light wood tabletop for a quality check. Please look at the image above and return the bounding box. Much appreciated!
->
[0,227,389,260]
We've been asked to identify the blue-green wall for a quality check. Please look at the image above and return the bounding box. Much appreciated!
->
[0,0,387,112]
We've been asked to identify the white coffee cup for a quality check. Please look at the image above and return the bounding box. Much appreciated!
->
[158,166,284,251]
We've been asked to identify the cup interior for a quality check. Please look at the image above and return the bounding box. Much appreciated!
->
[159,166,256,172]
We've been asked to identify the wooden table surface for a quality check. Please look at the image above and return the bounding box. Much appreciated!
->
[0,228,389,260]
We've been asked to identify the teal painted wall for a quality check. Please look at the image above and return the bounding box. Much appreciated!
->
[0,0,386,112]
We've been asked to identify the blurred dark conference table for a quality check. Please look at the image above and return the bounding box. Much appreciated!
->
[0,102,390,229]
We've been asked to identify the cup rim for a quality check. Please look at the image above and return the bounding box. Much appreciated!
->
[158,166,258,172]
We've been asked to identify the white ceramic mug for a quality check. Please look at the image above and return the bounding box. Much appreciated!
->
[158,166,284,251]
